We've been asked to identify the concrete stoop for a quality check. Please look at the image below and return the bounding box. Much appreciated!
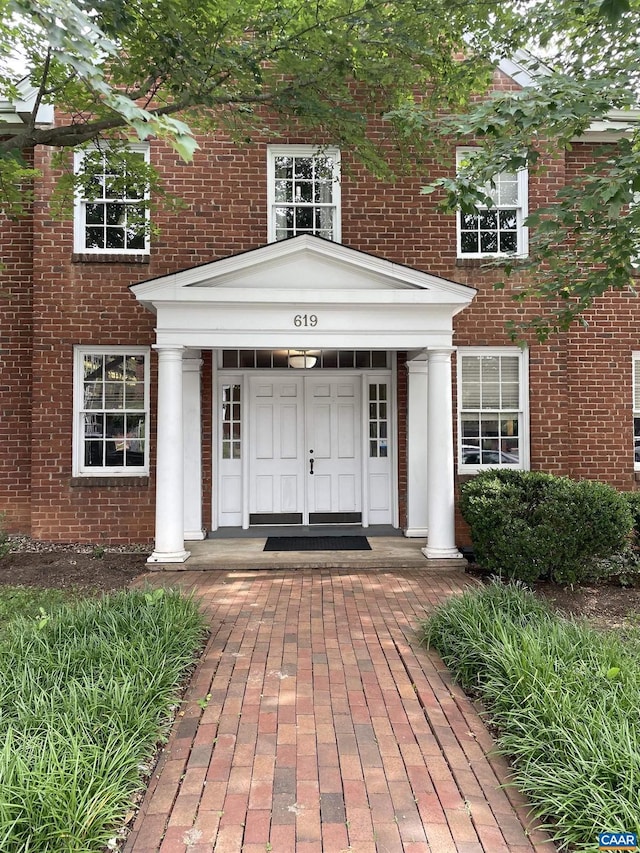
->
[146,536,470,572]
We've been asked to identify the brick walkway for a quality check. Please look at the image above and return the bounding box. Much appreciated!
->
[125,569,554,853]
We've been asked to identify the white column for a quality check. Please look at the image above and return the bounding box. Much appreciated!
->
[405,358,429,537]
[422,347,462,559]
[148,345,191,563]
[183,351,205,540]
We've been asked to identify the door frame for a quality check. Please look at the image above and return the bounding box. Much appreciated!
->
[211,357,398,530]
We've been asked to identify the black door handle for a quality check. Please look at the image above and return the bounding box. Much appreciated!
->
[309,457,314,474]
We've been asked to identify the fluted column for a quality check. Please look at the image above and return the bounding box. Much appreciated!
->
[422,347,462,559]
[148,345,191,563]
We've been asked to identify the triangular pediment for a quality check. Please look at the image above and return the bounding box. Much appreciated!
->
[131,235,476,306]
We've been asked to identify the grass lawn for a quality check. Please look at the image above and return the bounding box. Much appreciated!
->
[423,581,640,851]
[0,584,206,852]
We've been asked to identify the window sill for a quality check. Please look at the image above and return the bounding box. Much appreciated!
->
[72,253,150,264]
[70,476,150,487]
[455,257,528,268]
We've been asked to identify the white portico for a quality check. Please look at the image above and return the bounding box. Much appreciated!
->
[131,235,475,563]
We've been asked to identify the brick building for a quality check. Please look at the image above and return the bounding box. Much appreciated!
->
[2,61,639,563]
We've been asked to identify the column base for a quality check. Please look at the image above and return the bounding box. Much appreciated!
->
[184,529,206,541]
[421,545,463,560]
[147,549,191,564]
[404,527,429,538]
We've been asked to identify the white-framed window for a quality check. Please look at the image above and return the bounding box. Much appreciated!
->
[633,353,640,469]
[267,145,341,242]
[73,346,150,475]
[456,148,528,258]
[457,347,529,472]
[73,144,150,254]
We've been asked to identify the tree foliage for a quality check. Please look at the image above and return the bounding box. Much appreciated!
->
[0,0,524,187]
[1,0,639,336]
[416,0,640,339]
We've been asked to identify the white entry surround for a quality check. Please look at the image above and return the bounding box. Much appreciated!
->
[131,235,476,563]
[216,370,395,530]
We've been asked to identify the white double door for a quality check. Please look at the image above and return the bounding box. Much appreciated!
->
[249,374,362,524]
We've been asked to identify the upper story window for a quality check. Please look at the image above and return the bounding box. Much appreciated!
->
[74,144,150,254]
[457,347,529,473]
[456,148,528,258]
[267,145,341,243]
[73,346,150,476]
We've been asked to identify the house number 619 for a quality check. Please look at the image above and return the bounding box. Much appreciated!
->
[294,314,318,327]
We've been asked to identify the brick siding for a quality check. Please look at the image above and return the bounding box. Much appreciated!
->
[2,118,638,545]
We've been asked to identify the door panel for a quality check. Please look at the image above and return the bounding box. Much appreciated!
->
[249,377,304,519]
[306,377,361,520]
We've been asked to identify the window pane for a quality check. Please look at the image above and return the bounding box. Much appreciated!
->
[106,228,125,249]
[460,414,480,438]
[479,210,497,230]
[275,179,291,202]
[84,413,104,437]
[106,203,125,225]
[480,231,498,253]
[125,382,145,410]
[499,209,517,230]
[275,156,293,179]
[296,181,313,203]
[85,203,104,225]
[497,175,518,205]
[104,382,123,409]
[295,157,313,179]
[295,207,313,230]
[84,382,103,409]
[85,227,104,248]
[84,441,104,467]
[499,231,517,253]
[460,231,479,254]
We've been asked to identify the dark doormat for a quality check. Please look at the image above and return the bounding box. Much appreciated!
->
[264,536,371,552]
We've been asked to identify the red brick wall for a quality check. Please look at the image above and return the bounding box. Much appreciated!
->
[0,151,34,532]
[12,123,640,544]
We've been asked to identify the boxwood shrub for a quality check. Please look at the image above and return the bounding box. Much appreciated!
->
[622,491,640,546]
[460,470,633,584]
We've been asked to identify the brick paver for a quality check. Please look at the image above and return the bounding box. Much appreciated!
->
[124,568,555,852]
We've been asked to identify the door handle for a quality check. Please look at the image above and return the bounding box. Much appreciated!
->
[309,456,314,475]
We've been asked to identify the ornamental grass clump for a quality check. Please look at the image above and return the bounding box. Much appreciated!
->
[423,581,640,850]
[0,587,205,852]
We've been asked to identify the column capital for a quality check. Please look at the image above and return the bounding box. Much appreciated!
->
[427,346,456,359]
[406,359,429,375]
[152,344,187,353]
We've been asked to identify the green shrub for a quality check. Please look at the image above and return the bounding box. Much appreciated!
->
[622,491,640,546]
[423,582,640,849]
[460,469,633,584]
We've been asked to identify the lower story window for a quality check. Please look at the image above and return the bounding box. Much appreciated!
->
[74,346,150,475]
[457,347,528,471]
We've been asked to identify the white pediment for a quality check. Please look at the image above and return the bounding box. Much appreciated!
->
[131,236,476,350]
[131,235,476,305]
